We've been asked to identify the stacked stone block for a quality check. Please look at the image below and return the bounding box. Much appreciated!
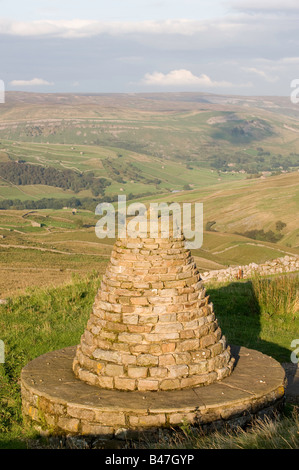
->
[73,232,234,391]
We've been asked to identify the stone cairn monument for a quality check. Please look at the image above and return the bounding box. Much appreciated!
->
[21,213,286,442]
[73,229,234,392]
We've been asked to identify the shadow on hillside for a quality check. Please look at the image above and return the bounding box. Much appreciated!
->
[206,280,291,363]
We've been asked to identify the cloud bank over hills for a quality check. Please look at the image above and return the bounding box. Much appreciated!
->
[1,0,298,94]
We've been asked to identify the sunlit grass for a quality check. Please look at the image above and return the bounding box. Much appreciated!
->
[151,407,299,449]
[0,272,298,448]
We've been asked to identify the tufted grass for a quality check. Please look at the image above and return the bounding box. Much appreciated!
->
[0,272,298,448]
[149,406,299,449]
[207,273,299,363]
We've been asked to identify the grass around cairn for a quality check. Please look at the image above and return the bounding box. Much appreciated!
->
[207,273,299,363]
[0,271,298,448]
[150,406,299,449]
[0,272,101,448]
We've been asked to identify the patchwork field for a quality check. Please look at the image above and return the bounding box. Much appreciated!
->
[0,92,298,297]
[0,189,298,297]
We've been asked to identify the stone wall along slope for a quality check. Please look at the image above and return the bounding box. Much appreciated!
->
[200,255,299,283]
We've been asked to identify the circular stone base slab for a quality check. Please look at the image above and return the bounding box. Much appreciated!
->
[21,345,286,441]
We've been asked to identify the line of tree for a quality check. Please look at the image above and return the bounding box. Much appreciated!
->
[0,197,100,211]
[0,191,157,212]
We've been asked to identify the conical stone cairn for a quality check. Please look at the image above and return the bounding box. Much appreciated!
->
[73,228,235,392]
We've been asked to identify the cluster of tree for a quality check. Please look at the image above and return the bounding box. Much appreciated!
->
[0,161,111,196]
[204,220,287,241]
[235,229,284,244]
[235,220,287,244]
[210,150,299,174]
[275,220,287,231]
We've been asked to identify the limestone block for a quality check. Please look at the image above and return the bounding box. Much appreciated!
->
[137,379,159,391]
[114,377,136,391]
[137,354,159,367]
[128,367,148,379]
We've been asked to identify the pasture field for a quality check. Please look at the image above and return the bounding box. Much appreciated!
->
[0,202,298,297]
[0,165,298,298]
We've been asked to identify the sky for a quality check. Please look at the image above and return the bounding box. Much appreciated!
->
[1,0,299,95]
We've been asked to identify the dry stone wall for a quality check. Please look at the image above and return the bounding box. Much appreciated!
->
[200,255,299,283]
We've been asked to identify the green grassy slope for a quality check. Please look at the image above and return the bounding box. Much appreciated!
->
[148,171,299,250]
[0,272,298,448]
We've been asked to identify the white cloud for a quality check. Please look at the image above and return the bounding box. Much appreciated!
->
[10,78,54,87]
[0,18,206,38]
[281,57,299,64]
[250,56,299,72]
[229,0,299,12]
[1,6,298,95]
[142,69,235,88]
[242,67,279,83]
